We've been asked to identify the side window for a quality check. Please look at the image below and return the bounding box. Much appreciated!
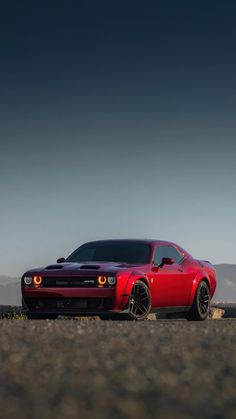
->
[154,246,184,265]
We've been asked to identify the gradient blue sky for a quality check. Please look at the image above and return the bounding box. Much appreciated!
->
[0,0,236,276]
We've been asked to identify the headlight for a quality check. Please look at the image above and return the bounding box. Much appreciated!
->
[97,276,107,286]
[24,276,32,285]
[107,276,116,286]
[33,276,43,286]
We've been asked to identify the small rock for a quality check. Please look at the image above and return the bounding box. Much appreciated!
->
[146,313,157,321]
[210,307,225,319]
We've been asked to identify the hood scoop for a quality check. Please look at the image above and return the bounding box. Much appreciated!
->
[46,264,64,270]
[80,264,100,270]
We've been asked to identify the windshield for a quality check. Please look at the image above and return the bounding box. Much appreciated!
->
[67,241,151,264]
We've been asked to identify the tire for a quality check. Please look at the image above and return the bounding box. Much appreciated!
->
[26,313,58,320]
[185,281,210,321]
[128,280,151,320]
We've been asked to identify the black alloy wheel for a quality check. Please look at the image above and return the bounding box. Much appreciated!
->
[185,281,210,321]
[129,280,151,320]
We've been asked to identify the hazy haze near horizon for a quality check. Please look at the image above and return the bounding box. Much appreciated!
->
[0,0,236,276]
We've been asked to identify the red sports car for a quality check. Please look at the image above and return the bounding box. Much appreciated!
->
[21,239,216,320]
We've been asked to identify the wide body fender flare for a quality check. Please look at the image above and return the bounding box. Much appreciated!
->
[120,272,149,309]
[188,271,211,307]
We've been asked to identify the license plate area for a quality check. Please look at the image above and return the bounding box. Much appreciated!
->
[25,297,113,311]
[56,299,88,309]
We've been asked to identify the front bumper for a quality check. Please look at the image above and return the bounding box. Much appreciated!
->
[22,286,119,315]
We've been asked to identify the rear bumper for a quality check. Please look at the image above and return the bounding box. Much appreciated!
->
[22,286,121,315]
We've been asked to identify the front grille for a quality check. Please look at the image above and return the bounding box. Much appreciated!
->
[25,297,113,311]
[42,277,97,288]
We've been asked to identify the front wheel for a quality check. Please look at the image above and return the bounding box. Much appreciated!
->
[128,280,151,320]
[185,281,210,321]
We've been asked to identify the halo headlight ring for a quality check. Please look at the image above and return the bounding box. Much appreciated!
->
[97,276,107,286]
[33,276,43,287]
[107,276,117,286]
[24,276,32,285]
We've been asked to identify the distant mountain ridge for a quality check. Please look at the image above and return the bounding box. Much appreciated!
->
[0,278,21,305]
[0,275,19,285]
[0,265,236,305]
[213,264,236,302]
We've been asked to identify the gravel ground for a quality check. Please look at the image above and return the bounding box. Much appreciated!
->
[0,319,236,419]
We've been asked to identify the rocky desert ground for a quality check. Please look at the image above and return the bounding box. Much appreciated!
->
[0,316,236,419]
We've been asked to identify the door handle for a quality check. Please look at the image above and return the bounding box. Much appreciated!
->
[178,268,183,272]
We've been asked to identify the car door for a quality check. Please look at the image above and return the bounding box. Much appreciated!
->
[150,245,194,308]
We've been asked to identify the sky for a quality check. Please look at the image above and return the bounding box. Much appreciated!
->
[0,0,236,276]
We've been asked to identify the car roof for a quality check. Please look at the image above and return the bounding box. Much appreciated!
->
[81,239,179,246]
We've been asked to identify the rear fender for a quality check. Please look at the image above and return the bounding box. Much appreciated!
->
[188,271,211,306]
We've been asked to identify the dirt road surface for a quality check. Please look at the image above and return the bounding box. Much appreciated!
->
[0,319,236,419]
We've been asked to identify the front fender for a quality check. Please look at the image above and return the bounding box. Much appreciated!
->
[120,273,148,309]
[188,271,211,306]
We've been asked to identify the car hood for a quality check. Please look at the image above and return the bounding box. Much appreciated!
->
[24,261,140,276]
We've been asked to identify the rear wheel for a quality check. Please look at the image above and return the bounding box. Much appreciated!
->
[128,280,151,320]
[185,281,210,321]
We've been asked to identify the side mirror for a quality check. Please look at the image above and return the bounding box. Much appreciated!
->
[57,257,66,263]
[159,257,174,268]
